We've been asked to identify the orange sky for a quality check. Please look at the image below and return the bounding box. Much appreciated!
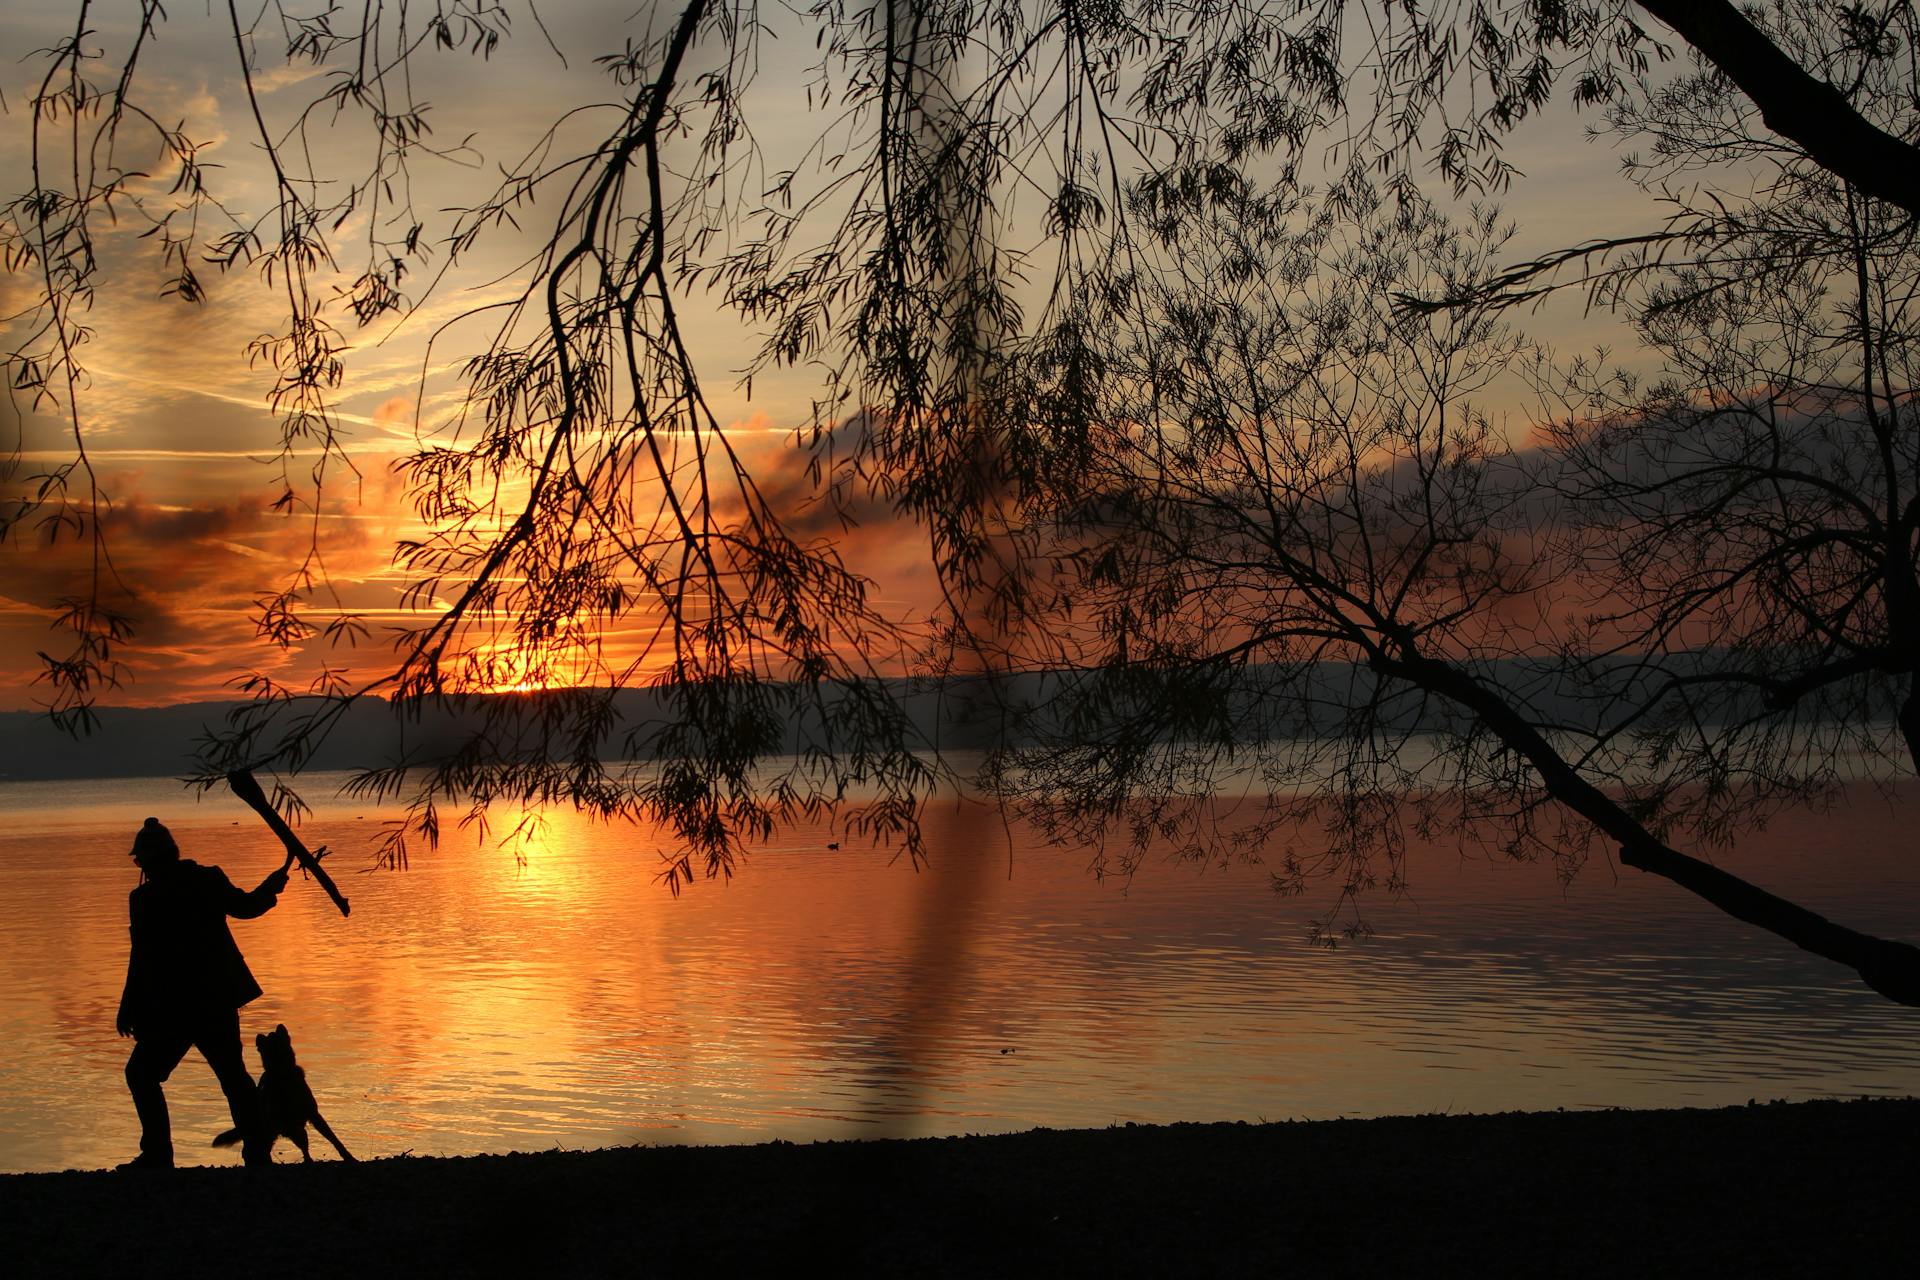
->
[0,4,1660,712]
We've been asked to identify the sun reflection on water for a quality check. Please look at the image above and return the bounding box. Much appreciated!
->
[1,775,1918,1172]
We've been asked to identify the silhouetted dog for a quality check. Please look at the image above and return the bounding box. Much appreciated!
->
[213,1024,355,1163]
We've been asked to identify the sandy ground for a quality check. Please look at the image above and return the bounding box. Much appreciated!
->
[5,1099,1916,1277]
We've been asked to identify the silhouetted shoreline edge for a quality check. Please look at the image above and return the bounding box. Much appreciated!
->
[7,1098,1914,1276]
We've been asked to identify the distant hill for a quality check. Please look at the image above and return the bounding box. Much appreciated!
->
[0,698,561,782]
[0,656,1896,782]
[0,703,251,781]
[0,682,1015,782]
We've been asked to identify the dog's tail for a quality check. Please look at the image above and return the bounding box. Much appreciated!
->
[211,1127,243,1148]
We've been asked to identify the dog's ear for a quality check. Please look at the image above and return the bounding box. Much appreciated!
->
[276,1023,288,1036]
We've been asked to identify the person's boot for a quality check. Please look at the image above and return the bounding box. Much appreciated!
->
[115,1151,173,1171]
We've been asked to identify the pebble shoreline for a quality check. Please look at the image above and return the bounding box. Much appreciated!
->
[6,1098,1915,1276]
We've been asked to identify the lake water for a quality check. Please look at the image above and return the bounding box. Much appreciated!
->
[2,773,1917,1174]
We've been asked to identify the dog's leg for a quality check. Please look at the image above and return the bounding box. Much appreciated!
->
[309,1110,355,1162]
[289,1126,312,1162]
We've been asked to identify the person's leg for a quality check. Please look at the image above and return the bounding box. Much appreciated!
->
[195,1008,267,1165]
[123,1028,192,1167]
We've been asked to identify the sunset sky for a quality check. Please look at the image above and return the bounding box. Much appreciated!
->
[0,3,1660,712]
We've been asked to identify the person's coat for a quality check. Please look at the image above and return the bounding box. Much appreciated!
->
[118,861,279,1034]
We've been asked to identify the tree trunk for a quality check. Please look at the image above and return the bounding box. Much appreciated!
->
[1373,650,1920,1008]
[1635,0,1920,218]
[1616,837,1920,1008]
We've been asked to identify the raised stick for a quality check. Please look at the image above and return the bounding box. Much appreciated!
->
[226,769,351,917]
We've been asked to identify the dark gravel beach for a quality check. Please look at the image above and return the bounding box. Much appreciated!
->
[6,1099,1915,1277]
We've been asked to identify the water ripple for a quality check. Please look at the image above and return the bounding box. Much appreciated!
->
[1,776,1917,1171]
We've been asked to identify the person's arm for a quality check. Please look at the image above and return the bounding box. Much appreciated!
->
[220,864,289,919]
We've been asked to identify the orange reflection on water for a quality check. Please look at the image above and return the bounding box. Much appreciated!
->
[3,776,1920,1173]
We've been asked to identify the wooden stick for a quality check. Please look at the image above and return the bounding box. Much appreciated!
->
[227,769,351,917]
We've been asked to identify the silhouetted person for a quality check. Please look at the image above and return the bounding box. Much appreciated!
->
[116,817,288,1170]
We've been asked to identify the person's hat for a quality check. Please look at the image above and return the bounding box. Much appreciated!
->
[129,817,178,861]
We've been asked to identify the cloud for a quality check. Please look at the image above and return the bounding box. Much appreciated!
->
[0,474,406,707]
[729,412,903,542]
